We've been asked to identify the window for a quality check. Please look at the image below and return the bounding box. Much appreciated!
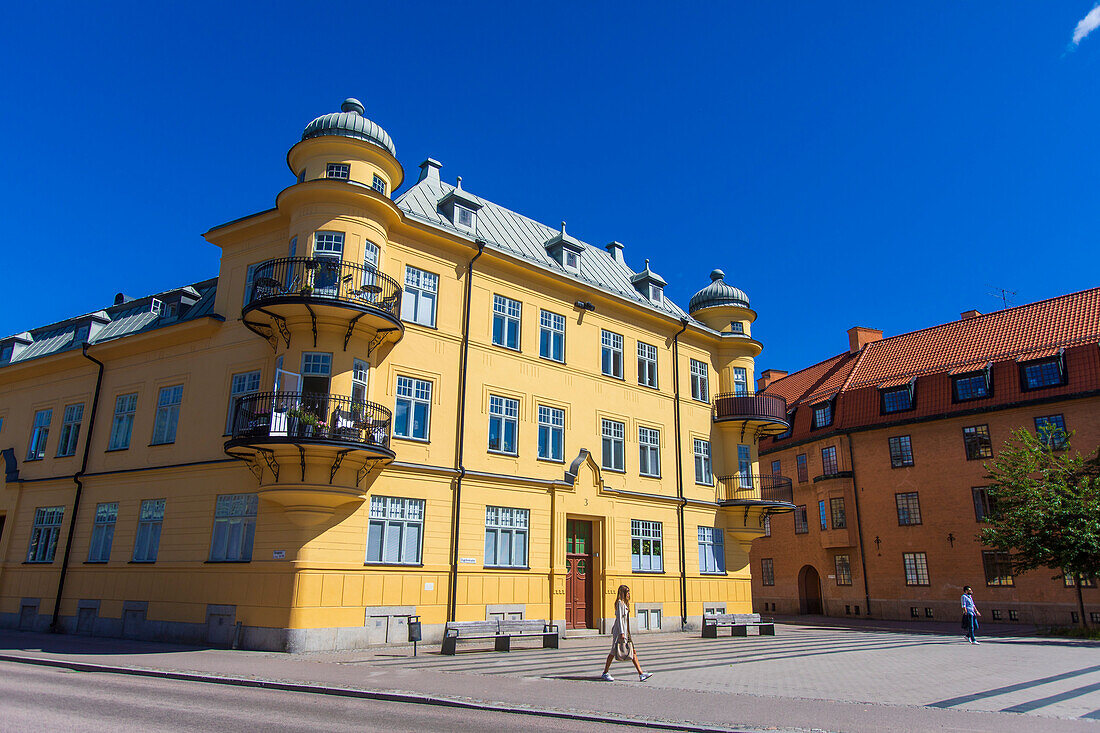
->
[818,500,827,530]
[835,555,852,585]
[889,435,914,468]
[151,385,183,445]
[637,609,662,630]
[953,372,989,401]
[351,360,368,405]
[983,551,1014,586]
[963,424,992,460]
[1034,414,1068,449]
[794,505,808,534]
[0,344,11,361]
[326,162,350,180]
[811,401,833,429]
[301,352,332,395]
[227,371,261,434]
[564,250,579,271]
[484,506,529,568]
[738,444,752,487]
[911,607,920,618]
[830,497,847,529]
[600,330,624,378]
[690,359,709,402]
[87,502,118,563]
[455,204,473,228]
[539,310,565,362]
[601,419,625,472]
[491,295,522,350]
[763,515,771,537]
[694,439,713,485]
[537,405,564,462]
[972,487,995,522]
[27,409,52,460]
[732,367,748,396]
[895,492,922,525]
[1064,573,1097,588]
[26,506,64,563]
[821,446,838,476]
[881,386,913,413]
[132,499,165,562]
[313,231,344,256]
[366,496,424,565]
[74,324,90,343]
[698,527,725,574]
[730,321,744,334]
[638,427,661,477]
[488,395,519,454]
[394,377,432,440]
[926,608,934,618]
[796,453,808,482]
[770,459,781,476]
[637,342,658,388]
[630,519,663,572]
[761,558,775,585]
[401,267,439,327]
[372,174,387,195]
[56,403,85,458]
[1021,357,1063,390]
[903,552,930,586]
[209,493,258,562]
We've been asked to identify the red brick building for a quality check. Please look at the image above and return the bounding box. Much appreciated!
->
[751,288,1100,625]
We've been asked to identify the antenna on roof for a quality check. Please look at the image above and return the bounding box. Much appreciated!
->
[986,286,1017,310]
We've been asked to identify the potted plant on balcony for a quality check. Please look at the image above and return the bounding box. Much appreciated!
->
[287,407,321,437]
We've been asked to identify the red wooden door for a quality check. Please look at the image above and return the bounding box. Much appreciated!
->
[565,520,593,629]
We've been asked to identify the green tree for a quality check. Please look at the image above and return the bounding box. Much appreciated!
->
[980,426,1100,629]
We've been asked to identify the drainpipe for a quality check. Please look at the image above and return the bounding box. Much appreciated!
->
[448,239,486,623]
[846,434,872,617]
[671,318,690,629]
[51,343,105,632]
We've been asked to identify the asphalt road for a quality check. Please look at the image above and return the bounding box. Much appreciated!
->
[0,661,674,733]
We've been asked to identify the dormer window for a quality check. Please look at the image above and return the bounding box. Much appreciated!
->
[564,250,578,271]
[630,259,667,304]
[151,298,164,316]
[811,400,834,429]
[74,325,89,343]
[437,176,483,234]
[456,205,474,229]
[1020,352,1065,391]
[881,379,916,414]
[953,370,990,402]
[326,163,350,180]
[372,175,387,195]
[1,344,12,362]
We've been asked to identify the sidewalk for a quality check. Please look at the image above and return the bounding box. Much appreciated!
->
[1,623,1098,733]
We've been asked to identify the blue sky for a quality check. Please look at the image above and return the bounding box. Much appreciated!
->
[2,2,1098,374]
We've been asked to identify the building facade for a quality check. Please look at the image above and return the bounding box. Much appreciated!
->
[751,292,1100,626]
[0,99,792,651]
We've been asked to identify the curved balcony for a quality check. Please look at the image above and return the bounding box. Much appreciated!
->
[715,474,795,511]
[241,257,403,350]
[712,392,789,436]
[226,391,394,455]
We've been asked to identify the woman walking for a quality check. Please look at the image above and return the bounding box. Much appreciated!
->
[601,585,653,682]
[961,585,981,644]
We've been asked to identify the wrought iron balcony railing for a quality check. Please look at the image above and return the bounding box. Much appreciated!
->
[712,391,789,428]
[228,391,392,451]
[245,257,402,319]
[715,473,795,505]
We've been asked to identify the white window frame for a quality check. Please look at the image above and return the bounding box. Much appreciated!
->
[630,519,663,572]
[601,418,625,472]
[698,526,726,574]
[492,295,522,350]
[27,506,64,563]
[637,608,662,630]
[637,341,658,388]
[56,403,85,458]
[539,310,565,362]
[401,266,439,327]
[488,395,519,455]
[455,204,474,228]
[738,444,752,488]
[151,385,183,445]
[601,330,624,379]
[313,231,344,257]
[690,359,709,402]
[366,496,424,565]
[27,408,52,460]
[209,493,258,562]
[351,359,369,405]
[638,426,661,477]
[87,502,118,563]
[394,376,432,441]
[108,393,138,450]
[484,506,529,568]
[732,367,748,396]
[693,439,713,485]
[326,162,350,180]
[132,499,165,563]
[227,371,261,434]
[372,174,387,194]
[537,405,565,462]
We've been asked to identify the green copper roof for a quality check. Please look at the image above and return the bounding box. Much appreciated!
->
[301,98,396,157]
[688,269,750,313]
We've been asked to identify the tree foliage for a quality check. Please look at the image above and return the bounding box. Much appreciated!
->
[980,426,1100,627]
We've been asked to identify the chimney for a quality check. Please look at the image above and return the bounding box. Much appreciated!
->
[605,241,627,266]
[417,158,442,184]
[757,369,788,391]
[847,326,883,354]
[960,309,982,320]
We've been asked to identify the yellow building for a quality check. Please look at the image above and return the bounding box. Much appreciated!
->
[0,99,793,651]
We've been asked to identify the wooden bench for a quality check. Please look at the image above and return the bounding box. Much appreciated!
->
[701,613,775,638]
[441,619,560,655]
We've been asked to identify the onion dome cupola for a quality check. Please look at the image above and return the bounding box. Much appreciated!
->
[688,269,754,334]
[301,98,396,157]
[437,176,483,232]
[544,221,585,274]
[630,259,667,303]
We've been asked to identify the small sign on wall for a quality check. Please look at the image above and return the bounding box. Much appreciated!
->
[273,550,286,560]
[460,557,476,564]
[425,582,434,591]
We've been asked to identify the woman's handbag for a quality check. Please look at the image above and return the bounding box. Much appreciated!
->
[614,636,634,661]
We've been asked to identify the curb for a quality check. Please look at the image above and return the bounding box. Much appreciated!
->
[0,653,750,733]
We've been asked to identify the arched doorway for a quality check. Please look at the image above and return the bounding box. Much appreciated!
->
[798,565,823,615]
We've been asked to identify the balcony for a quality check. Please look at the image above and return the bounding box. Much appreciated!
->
[715,474,795,511]
[712,392,789,436]
[242,258,403,349]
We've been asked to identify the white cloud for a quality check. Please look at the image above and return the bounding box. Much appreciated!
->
[1072,5,1100,45]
